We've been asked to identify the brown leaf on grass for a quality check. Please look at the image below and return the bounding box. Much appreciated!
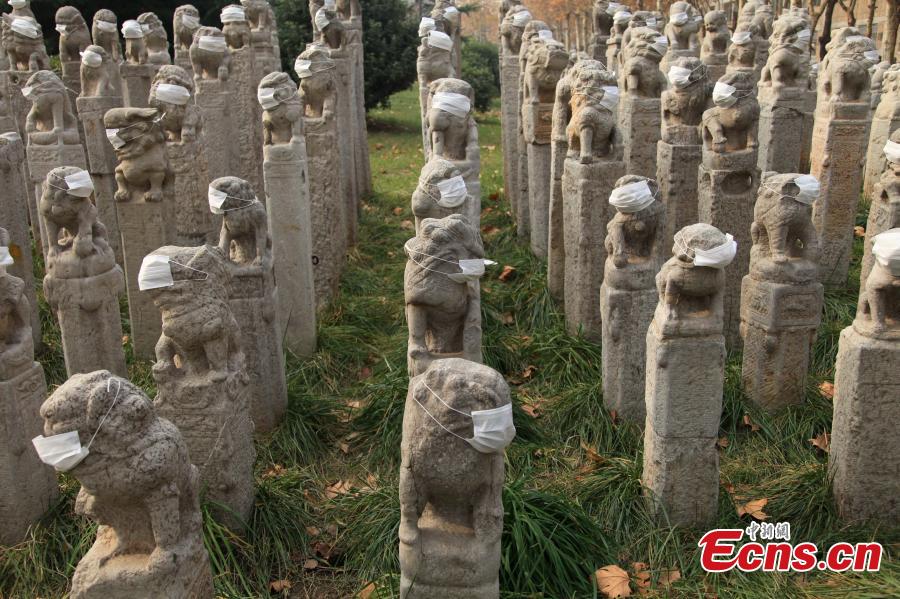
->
[609,409,619,425]
[313,541,334,560]
[482,225,501,236]
[358,583,377,598]
[522,365,537,379]
[270,579,292,592]
[325,480,353,499]
[302,558,319,570]
[374,143,384,150]
[121,335,130,345]
[482,206,495,215]
[263,464,286,479]
[819,381,835,399]
[596,564,631,598]
[854,225,866,237]
[717,437,729,449]
[338,441,351,454]
[502,312,515,325]
[659,568,681,587]
[357,366,372,380]
[736,498,769,520]
[400,219,414,230]
[489,191,501,201]
[632,563,651,595]
[499,265,516,281]
[810,432,831,453]
[724,483,735,495]
[581,441,605,464]
[305,526,321,536]
[742,414,761,432]
[326,524,339,536]
[392,207,403,216]
[521,403,539,418]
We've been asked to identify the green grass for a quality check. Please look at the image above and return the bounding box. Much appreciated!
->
[2,85,898,598]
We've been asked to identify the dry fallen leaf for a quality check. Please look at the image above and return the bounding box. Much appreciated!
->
[717,437,729,449]
[632,562,651,595]
[338,442,351,454]
[270,579,292,592]
[854,225,866,237]
[489,191,501,201]
[499,265,516,281]
[502,312,515,325]
[742,414,761,432]
[400,219,414,230]
[302,558,319,571]
[819,381,835,399]
[357,366,372,380]
[522,365,537,379]
[581,440,605,464]
[392,206,403,216]
[736,498,769,520]
[358,582,377,599]
[596,564,632,598]
[482,225,501,236]
[325,480,353,499]
[374,143,384,150]
[659,568,681,587]
[263,464,286,479]
[305,526,321,536]
[521,403,539,418]
[313,541,334,560]
[121,335,130,345]
[810,432,831,453]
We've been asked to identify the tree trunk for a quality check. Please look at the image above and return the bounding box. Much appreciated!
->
[819,0,837,61]
[886,0,899,65]
[846,0,857,27]
[867,0,877,38]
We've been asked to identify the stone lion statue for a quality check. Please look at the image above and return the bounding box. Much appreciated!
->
[212,176,269,268]
[500,5,530,56]
[411,157,468,229]
[80,44,116,98]
[297,44,336,118]
[523,36,570,105]
[190,26,231,82]
[702,70,759,153]
[621,26,667,97]
[701,10,731,61]
[39,166,110,261]
[91,10,121,63]
[55,6,91,64]
[759,15,807,88]
[0,233,33,380]
[104,107,170,203]
[857,247,899,337]
[818,27,872,103]
[138,12,171,66]
[174,5,201,57]
[222,5,251,50]
[150,65,201,143]
[664,1,700,51]
[605,175,665,275]
[260,71,303,147]
[2,13,50,71]
[24,70,81,146]
[427,77,477,161]
[662,56,709,145]
[39,370,213,598]
[566,65,618,162]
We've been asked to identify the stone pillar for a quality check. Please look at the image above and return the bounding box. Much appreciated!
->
[400,359,510,599]
[260,73,317,357]
[829,233,900,524]
[740,174,823,411]
[173,5,201,75]
[343,13,373,198]
[150,65,217,247]
[76,72,124,264]
[191,27,235,184]
[120,63,157,108]
[618,27,665,179]
[861,130,900,284]
[863,66,899,199]
[657,57,709,247]
[246,0,280,77]
[404,215,484,377]
[41,167,127,378]
[700,11,730,84]
[522,36,569,257]
[326,41,360,245]
[600,176,665,423]
[0,132,41,348]
[698,70,760,348]
[499,17,524,234]
[642,223,729,528]
[146,244,256,530]
[606,14,628,74]
[299,47,348,306]
[105,106,177,360]
[589,1,612,61]
[39,371,214,596]
[0,235,55,546]
[810,35,872,287]
[226,45,265,194]
[212,176,288,434]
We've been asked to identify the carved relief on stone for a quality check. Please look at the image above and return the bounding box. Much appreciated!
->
[91,10,121,63]
[24,70,81,146]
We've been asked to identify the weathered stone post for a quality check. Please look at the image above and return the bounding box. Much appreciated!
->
[752,1,774,78]
[190,26,236,183]
[173,5,202,75]
[810,31,872,287]
[105,106,177,360]
[756,15,809,174]
[260,72,318,356]
[38,371,214,596]
[562,68,624,340]
[404,215,485,377]
[23,70,88,258]
[242,0,280,76]
[700,10,731,84]
[150,65,216,246]
[642,223,732,528]
[41,167,127,377]
[499,7,531,231]
[119,19,156,108]
[55,6,90,102]
[600,176,665,423]
[660,1,700,73]
[787,2,816,172]
[740,174,823,411]
[658,57,709,246]
[426,78,482,228]
[861,130,900,284]
[522,33,569,257]
[589,1,614,61]
[0,227,55,546]
[212,176,288,434]
[0,132,41,347]
[863,66,900,199]
[143,244,256,529]
[339,0,373,198]
[606,9,630,75]
[400,358,511,599]
[829,228,900,524]
[698,70,760,348]
[297,45,347,306]
[221,4,265,193]
[618,27,666,180]
[417,28,454,153]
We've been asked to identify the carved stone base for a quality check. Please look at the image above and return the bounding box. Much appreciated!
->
[399,527,500,599]
[621,96,661,179]
[120,63,158,108]
[547,138,568,303]
[500,55,521,227]
[527,142,552,257]
[0,362,55,546]
[829,327,900,524]
[863,114,900,199]
[196,82,236,182]
[757,91,806,174]
[740,277,823,411]
[562,157,624,341]
[657,141,701,251]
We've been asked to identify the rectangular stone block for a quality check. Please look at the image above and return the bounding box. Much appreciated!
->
[120,63,157,108]
[657,141,701,248]
[621,96,661,179]
[527,142,552,258]
[757,97,806,174]
[196,81,236,183]
[501,55,521,222]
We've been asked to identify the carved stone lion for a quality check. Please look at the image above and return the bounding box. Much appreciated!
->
[138,12,171,66]
[523,37,570,105]
[427,77,477,161]
[39,166,109,261]
[701,10,730,62]
[91,10,121,63]
[664,1,700,51]
[411,157,468,229]
[0,230,33,380]
[701,71,759,152]
[857,251,900,337]
[2,14,50,71]
[222,5,251,50]
[605,175,665,278]
[150,65,201,143]
[500,5,530,56]
[80,44,116,98]
[213,176,269,268]
[662,56,709,144]
[727,23,758,71]
[621,27,667,97]
[759,15,807,88]
[298,44,335,118]
[566,65,617,162]
[818,27,872,103]
[104,107,170,203]
[24,70,81,145]
[260,71,303,147]
[174,5,201,57]
[190,26,231,82]
[55,6,91,64]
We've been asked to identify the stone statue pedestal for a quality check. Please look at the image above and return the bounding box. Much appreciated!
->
[657,135,701,248]
[547,134,567,304]
[621,96,661,180]
[642,318,725,528]
[703,56,727,85]
[740,276,823,411]
[330,48,359,245]
[757,87,806,174]
[829,326,900,524]
[120,63,157,108]
[345,17,371,197]
[227,47,264,194]
[562,158,624,341]
[196,80,236,182]
[698,148,759,349]
[799,86,816,171]
[168,140,216,246]
[77,94,124,263]
[810,100,870,287]
[305,114,347,306]
[26,143,88,257]
[399,527,500,599]
[228,266,287,434]
[600,265,657,423]
[44,266,127,377]
[515,116,530,239]
[154,371,256,530]
[0,361,55,546]
[523,101,553,257]
[862,102,900,199]
[861,183,900,284]
[61,60,82,113]
[174,49,193,76]
[250,31,278,77]
[263,141,317,356]
[501,53,521,233]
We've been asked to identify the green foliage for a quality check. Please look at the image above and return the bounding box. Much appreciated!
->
[358,0,418,110]
[461,37,500,112]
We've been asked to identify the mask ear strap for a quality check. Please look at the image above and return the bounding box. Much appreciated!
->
[422,381,471,417]
[411,387,470,442]
[87,378,123,450]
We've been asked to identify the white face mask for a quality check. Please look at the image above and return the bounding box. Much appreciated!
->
[606,3,622,16]
[600,85,619,110]
[444,6,459,18]
[872,228,900,276]
[181,14,200,29]
[56,24,67,35]
[684,233,737,268]
[32,378,123,472]
[122,20,144,39]
[713,81,738,107]
[80,50,102,67]
[538,30,554,41]
[793,28,811,49]
[646,17,658,28]
[105,128,125,149]
[257,86,279,109]
[414,381,516,454]
[732,30,752,45]
[428,30,453,51]
[793,174,819,205]
[864,50,880,64]
[671,12,689,26]
[614,11,632,25]
[609,180,656,213]
[419,16,435,37]
[434,175,468,208]
[295,58,313,78]
[198,35,227,52]
[405,242,496,283]
[668,65,692,87]
[315,8,330,31]
[221,6,247,23]
[96,20,117,33]
[59,169,94,198]
[0,245,13,266]
[884,139,900,164]
[651,35,668,55]
[138,254,208,290]
[155,83,191,105]
[208,186,255,213]
[11,17,40,39]
[9,0,27,8]
[21,85,35,100]
[511,11,532,28]
[432,91,471,118]
[1,131,21,142]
